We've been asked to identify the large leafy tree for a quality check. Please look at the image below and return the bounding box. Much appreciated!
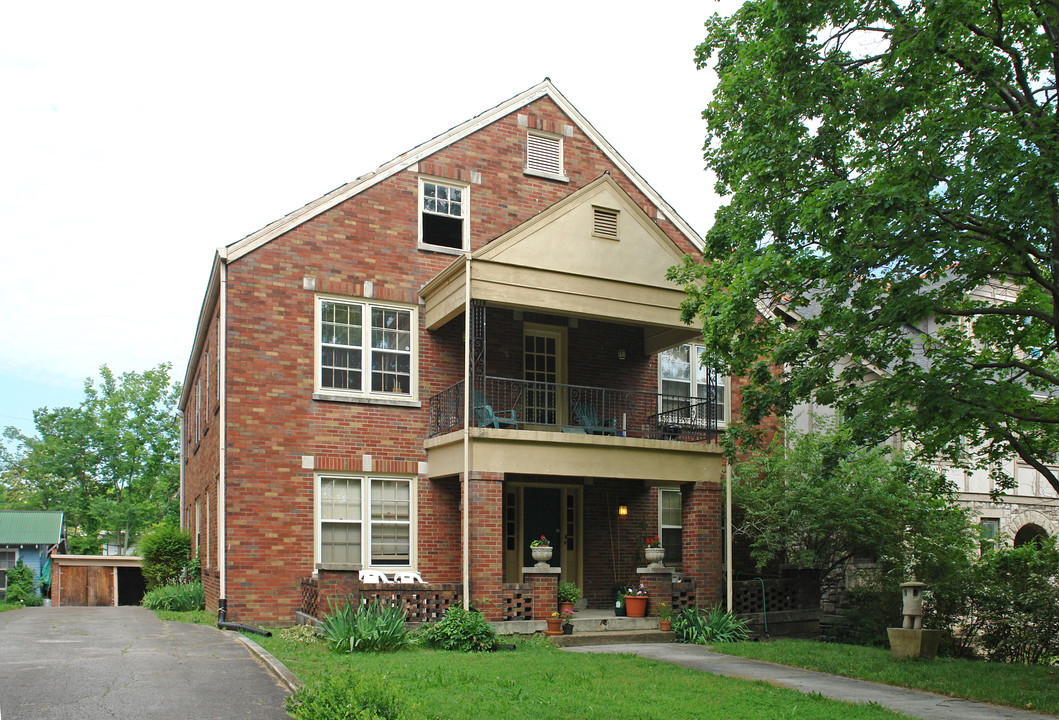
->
[672,0,1059,493]
[0,364,181,553]
[735,423,973,581]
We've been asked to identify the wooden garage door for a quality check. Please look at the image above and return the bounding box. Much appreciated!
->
[59,566,113,606]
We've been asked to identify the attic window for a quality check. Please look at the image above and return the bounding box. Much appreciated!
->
[420,180,468,251]
[593,206,619,240]
[525,131,567,181]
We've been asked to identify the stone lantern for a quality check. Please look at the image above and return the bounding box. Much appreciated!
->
[886,579,942,659]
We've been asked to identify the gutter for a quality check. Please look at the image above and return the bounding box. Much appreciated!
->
[462,254,471,610]
[177,410,185,530]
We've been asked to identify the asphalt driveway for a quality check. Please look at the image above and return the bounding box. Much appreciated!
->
[0,606,291,720]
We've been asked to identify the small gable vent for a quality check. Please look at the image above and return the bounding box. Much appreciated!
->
[593,207,619,240]
[526,132,563,176]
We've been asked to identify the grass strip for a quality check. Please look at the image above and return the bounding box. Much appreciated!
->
[255,631,907,720]
[713,639,1059,715]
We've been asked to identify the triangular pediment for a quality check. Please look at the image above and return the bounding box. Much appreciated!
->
[474,174,686,287]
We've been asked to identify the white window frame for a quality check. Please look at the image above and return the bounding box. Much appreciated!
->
[0,548,18,592]
[314,473,416,570]
[418,177,470,253]
[659,343,727,427]
[314,295,418,402]
[658,488,683,564]
[524,130,568,181]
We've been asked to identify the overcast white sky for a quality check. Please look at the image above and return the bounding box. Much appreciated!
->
[0,0,742,440]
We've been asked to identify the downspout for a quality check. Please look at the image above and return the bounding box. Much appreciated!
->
[462,254,471,610]
[725,373,734,614]
[177,410,185,531]
[217,257,228,624]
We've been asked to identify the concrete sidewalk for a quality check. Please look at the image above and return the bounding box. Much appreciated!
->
[566,643,1057,720]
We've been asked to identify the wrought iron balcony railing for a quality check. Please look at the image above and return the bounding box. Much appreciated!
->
[428,376,718,443]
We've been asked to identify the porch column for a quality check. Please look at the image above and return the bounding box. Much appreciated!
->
[682,481,724,605]
[469,470,504,620]
[636,567,675,616]
[523,568,560,620]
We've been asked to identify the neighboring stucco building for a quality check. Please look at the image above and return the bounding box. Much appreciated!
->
[179,80,728,625]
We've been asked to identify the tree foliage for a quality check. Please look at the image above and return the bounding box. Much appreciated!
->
[0,364,181,553]
[734,424,974,581]
[673,0,1059,493]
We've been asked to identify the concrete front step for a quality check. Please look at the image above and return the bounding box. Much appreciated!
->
[548,630,675,647]
[492,611,666,637]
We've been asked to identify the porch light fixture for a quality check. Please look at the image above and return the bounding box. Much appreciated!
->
[618,505,628,516]
[617,347,627,361]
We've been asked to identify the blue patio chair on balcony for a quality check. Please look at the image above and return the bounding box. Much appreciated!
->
[473,391,519,429]
[572,401,617,435]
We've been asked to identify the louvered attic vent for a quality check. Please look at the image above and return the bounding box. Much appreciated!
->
[526,132,563,177]
[593,207,619,240]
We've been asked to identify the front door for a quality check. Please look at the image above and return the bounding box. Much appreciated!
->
[504,484,582,587]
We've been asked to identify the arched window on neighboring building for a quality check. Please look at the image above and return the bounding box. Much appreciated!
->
[1013,523,1049,548]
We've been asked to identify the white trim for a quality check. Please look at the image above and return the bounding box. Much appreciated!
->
[314,294,419,401]
[314,472,417,569]
[418,175,470,252]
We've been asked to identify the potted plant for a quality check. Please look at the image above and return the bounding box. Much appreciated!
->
[656,601,673,631]
[545,610,570,636]
[557,581,582,614]
[644,535,665,568]
[624,583,649,617]
[530,535,552,568]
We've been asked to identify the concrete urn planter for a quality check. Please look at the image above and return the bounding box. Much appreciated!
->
[531,546,553,568]
[644,547,665,568]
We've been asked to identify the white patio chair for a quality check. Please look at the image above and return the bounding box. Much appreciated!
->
[359,570,392,584]
[392,571,426,584]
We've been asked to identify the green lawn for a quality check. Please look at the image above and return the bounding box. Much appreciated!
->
[252,630,906,720]
[712,639,1059,716]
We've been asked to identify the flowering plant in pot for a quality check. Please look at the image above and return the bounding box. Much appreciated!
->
[530,535,552,567]
[624,583,649,617]
[644,535,665,568]
[656,601,673,631]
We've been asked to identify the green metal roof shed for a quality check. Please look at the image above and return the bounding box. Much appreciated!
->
[0,511,65,546]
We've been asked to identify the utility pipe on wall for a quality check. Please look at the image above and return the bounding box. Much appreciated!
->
[462,254,471,610]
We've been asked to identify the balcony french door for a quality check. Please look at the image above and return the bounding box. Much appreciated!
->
[523,324,566,425]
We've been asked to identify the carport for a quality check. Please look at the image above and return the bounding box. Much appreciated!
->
[50,553,146,607]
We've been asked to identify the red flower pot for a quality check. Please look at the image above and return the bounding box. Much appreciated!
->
[625,595,648,617]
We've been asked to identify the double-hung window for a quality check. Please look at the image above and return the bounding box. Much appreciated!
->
[659,343,726,425]
[420,179,468,251]
[318,475,413,567]
[0,549,16,593]
[317,297,415,398]
[659,489,683,565]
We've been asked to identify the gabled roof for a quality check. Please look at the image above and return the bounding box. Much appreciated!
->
[223,78,703,263]
[180,79,705,409]
[0,511,64,546]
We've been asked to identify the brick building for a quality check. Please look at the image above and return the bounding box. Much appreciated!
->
[178,80,726,625]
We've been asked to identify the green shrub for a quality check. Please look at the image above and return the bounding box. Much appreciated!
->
[673,606,750,644]
[321,598,410,653]
[286,671,409,720]
[5,560,42,606]
[142,582,204,612]
[423,604,497,652]
[974,537,1059,664]
[138,523,191,590]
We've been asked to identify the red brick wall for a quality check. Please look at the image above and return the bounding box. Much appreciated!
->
[184,94,719,624]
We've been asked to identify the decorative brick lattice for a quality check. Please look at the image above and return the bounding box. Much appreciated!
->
[352,583,462,623]
[501,583,532,620]
[733,578,805,614]
[673,578,697,611]
[300,577,320,617]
